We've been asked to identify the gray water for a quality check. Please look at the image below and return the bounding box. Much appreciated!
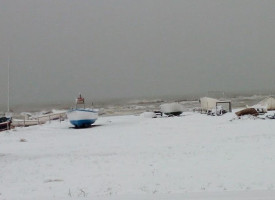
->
[99,95,270,116]
[1,94,272,118]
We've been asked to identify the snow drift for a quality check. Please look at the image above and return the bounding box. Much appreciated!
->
[160,103,183,116]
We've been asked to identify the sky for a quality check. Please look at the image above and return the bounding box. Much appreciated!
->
[0,0,275,110]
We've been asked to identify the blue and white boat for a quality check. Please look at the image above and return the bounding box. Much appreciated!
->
[67,95,98,128]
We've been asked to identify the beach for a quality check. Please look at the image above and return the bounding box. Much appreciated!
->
[1,110,275,199]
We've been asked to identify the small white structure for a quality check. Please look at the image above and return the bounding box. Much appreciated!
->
[200,97,219,112]
[200,97,232,114]
[254,97,275,111]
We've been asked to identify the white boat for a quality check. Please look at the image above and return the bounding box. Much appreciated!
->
[67,95,98,128]
[160,102,183,116]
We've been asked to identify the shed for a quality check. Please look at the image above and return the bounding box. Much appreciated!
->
[200,97,232,113]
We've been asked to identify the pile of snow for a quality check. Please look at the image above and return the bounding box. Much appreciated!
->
[51,109,67,114]
[253,97,275,111]
[160,102,183,114]
[140,112,156,118]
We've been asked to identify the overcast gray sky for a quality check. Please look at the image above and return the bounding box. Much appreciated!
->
[0,0,275,110]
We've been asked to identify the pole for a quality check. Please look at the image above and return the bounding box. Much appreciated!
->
[7,55,10,113]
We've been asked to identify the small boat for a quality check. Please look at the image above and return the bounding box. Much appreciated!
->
[67,94,98,128]
[160,102,183,117]
[0,117,12,131]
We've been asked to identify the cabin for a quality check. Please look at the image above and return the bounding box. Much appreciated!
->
[199,97,232,115]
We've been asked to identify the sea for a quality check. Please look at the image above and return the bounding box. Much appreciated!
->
[1,94,273,119]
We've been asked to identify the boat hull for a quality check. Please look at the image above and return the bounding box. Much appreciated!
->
[67,109,98,128]
[69,119,97,127]
[0,117,12,131]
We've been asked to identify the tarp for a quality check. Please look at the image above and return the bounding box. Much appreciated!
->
[254,97,275,111]
[0,117,9,123]
[235,108,258,117]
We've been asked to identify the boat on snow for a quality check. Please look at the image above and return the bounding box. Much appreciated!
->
[160,102,183,116]
[67,94,98,128]
[0,117,12,131]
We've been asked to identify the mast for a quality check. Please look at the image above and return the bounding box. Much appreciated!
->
[7,55,10,113]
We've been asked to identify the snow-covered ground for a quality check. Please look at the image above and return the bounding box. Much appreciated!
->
[1,111,275,199]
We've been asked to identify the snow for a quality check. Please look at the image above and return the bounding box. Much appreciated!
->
[160,103,183,113]
[1,111,275,199]
[140,112,157,118]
